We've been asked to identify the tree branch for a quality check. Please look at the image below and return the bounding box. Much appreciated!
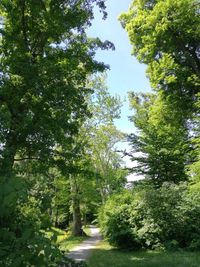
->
[14,157,43,162]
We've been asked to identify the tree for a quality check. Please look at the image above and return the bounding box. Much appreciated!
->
[90,124,126,202]
[87,73,122,125]
[127,91,191,186]
[68,137,92,236]
[0,1,113,265]
[119,0,200,118]
[189,93,200,186]
[119,0,199,186]
[67,74,126,235]
[0,0,113,177]
[86,74,126,203]
[50,170,71,229]
[69,123,127,235]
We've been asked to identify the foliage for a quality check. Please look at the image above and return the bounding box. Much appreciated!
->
[52,172,71,229]
[189,93,200,185]
[127,92,190,185]
[120,0,199,186]
[99,190,141,249]
[99,183,200,250]
[90,123,127,202]
[0,176,61,267]
[0,0,113,265]
[0,0,112,176]
[87,73,122,125]
[68,74,126,235]
[119,0,200,117]
[86,75,126,203]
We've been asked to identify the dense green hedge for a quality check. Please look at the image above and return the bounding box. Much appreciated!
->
[99,183,200,250]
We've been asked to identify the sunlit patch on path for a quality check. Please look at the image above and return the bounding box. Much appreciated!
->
[67,226,102,262]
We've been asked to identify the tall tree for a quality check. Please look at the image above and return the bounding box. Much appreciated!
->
[68,135,91,236]
[0,0,113,177]
[68,74,126,235]
[120,0,199,185]
[119,0,200,117]
[90,124,126,202]
[0,1,113,265]
[87,74,126,202]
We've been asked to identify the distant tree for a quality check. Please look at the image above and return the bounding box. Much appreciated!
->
[68,74,126,235]
[90,124,126,202]
[87,74,126,202]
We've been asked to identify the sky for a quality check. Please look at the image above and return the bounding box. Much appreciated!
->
[88,0,151,180]
[88,0,151,133]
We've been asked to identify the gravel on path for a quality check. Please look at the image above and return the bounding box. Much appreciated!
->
[67,226,102,262]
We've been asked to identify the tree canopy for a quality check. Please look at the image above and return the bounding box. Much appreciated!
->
[120,0,200,117]
[0,0,113,177]
[120,0,200,186]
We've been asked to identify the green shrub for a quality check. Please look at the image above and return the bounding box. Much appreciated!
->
[182,191,200,250]
[99,183,200,250]
[138,183,187,248]
[0,176,61,266]
[99,190,141,249]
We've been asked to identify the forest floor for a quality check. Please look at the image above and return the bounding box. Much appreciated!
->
[67,226,102,262]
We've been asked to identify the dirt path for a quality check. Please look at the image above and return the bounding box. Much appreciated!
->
[67,226,102,262]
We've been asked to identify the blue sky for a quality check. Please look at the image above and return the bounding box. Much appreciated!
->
[88,0,152,181]
[88,0,151,135]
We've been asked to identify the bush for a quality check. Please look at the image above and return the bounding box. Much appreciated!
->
[99,183,200,250]
[138,183,187,248]
[182,190,200,250]
[99,190,141,249]
[0,176,61,266]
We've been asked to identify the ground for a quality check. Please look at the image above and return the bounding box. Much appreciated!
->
[87,241,200,267]
[67,226,102,262]
[57,226,200,267]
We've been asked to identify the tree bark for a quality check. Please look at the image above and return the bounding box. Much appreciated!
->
[0,132,17,177]
[70,175,83,236]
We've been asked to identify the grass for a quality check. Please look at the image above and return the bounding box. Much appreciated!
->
[87,241,200,267]
[45,226,91,252]
[59,234,88,251]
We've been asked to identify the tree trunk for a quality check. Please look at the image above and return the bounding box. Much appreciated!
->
[70,175,83,236]
[72,197,83,236]
[0,132,17,177]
